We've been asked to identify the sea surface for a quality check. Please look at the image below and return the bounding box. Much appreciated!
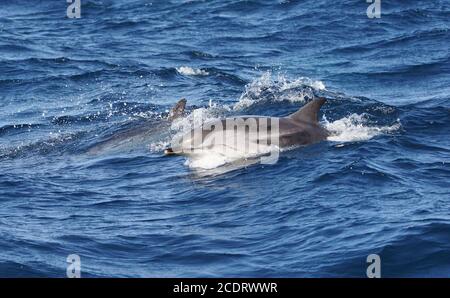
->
[0,0,449,277]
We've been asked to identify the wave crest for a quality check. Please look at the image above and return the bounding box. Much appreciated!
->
[176,66,209,76]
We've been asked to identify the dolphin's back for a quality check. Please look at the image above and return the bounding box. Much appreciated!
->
[288,98,326,124]
[169,98,329,156]
[278,117,328,147]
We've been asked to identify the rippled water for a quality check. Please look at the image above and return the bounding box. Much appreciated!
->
[0,0,449,277]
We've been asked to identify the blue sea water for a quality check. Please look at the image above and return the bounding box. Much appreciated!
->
[0,0,449,277]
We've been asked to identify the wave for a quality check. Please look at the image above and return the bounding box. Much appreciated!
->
[0,123,43,136]
[182,50,217,60]
[329,27,449,54]
[176,66,209,76]
[0,131,85,160]
[51,102,161,126]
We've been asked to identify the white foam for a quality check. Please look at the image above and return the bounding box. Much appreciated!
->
[176,66,209,76]
[234,71,326,110]
[323,113,401,142]
[149,140,170,153]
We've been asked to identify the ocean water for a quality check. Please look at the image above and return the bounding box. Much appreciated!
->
[0,0,449,277]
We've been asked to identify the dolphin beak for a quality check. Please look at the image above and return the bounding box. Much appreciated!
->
[164,147,176,156]
[164,146,186,156]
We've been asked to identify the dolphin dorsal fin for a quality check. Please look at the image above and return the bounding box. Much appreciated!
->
[168,98,187,120]
[288,97,326,123]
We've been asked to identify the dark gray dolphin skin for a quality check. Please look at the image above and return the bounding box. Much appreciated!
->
[165,97,329,156]
[87,98,186,155]
[278,97,328,147]
[168,98,187,121]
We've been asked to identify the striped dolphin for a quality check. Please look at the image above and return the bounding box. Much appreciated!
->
[87,98,187,155]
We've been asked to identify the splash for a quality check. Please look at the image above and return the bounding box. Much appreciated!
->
[176,66,209,76]
[323,113,401,142]
[149,140,170,153]
[168,99,232,143]
[234,71,326,110]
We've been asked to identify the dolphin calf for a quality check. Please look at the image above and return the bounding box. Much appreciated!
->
[165,97,328,167]
[87,98,186,155]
